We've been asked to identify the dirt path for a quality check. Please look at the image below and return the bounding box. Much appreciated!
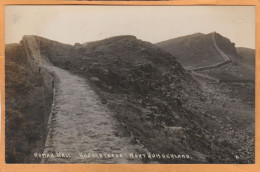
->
[41,66,140,164]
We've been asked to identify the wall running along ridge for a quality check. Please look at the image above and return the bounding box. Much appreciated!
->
[21,36,55,92]
[189,32,232,72]
[21,36,57,159]
[187,32,233,82]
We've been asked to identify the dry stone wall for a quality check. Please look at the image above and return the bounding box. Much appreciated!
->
[21,36,55,92]
[190,32,232,72]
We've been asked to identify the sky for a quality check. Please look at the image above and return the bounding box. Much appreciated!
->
[5,5,255,49]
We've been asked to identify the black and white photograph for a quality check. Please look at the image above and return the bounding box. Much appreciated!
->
[5,5,255,164]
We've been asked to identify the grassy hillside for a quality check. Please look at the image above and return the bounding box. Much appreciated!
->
[236,47,255,69]
[34,35,254,163]
[157,32,254,81]
[156,33,225,68]
[6,35,254,163]
[5,43,52,163]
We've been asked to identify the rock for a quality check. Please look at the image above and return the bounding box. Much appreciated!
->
[136,62,155,73]
[90,77,100,83]
[101,99,107,104]
[74,43,81,48]
[80,67,86,71]
[164,126,184,138]
[142,109,154,119]
[148,106,159,112]
[169,83,175,89]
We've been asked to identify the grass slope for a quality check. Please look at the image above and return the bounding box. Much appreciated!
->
[5,43,52,163]
[32,35,254,163]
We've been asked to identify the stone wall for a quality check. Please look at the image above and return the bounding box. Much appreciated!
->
[190,32,232,72]
[192,60,231,71]
[40,67,55,91]
[21,36,55,92]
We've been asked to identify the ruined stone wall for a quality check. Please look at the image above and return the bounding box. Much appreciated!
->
[21,36,55,92]
[190,32,232,72]
[192,60,231,71]
[40,67,55,91]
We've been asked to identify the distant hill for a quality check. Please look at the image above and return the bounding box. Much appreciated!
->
[157,33,225,68]
[157,32,254,81]
[236,47,255,69]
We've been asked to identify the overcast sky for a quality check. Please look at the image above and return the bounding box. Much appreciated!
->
[5,5,255,49]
